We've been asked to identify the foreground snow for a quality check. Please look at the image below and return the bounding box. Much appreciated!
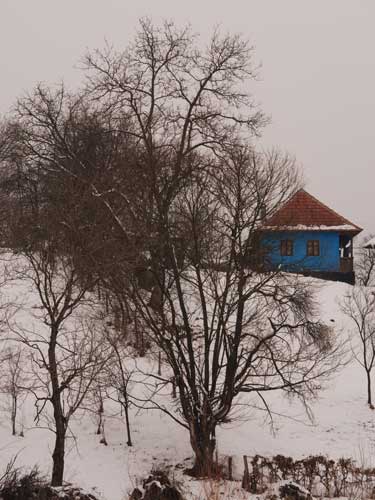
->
[0,276,373,499]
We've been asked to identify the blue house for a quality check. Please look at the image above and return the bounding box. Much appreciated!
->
[259,189,362,284]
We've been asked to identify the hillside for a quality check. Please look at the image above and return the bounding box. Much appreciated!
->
[0,272,372,500]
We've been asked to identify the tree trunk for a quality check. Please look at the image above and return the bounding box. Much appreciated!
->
[49,323,66,487]
[51,421,66,486]
[189,421,216,477]
[122,390,132,447]
[171,378,176,398]
[367,370,372,406]
[96,398,104,434]
[11,393,17,436]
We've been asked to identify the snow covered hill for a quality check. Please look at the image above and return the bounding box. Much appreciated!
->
[0,273,373,500]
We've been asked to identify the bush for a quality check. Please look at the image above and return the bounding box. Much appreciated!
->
[241,454,375,498]
[0,467,45,500]
[129,470,184,500]
[0,464,100,500]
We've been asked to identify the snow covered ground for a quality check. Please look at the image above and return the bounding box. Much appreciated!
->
[0,274,373,500]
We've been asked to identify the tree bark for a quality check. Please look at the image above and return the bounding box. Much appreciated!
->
[51,425,65,486]
[51,421,66,487]
[96,398,104,435]
[367,370,372,406]
[189,420,216,477]
[49,323,67,487]
[122,390,132,447]
[11,393,17,436]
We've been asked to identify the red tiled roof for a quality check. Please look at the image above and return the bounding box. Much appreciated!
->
[261,189,362,234]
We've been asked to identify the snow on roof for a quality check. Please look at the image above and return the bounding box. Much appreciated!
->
[262,224,359,232]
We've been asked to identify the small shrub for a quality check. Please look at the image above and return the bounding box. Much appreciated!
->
[0,466,45,500]
[0,464,100,500]
[129,469,185,500]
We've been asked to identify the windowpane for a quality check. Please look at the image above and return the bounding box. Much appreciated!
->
[307,240,320,256]
[280,239,293,256]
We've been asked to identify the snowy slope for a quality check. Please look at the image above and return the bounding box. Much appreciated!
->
[0,271,373,500]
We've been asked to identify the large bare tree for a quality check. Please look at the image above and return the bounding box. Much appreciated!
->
[130,146,343,475]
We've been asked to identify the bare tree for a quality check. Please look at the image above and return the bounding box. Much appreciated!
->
[103,328,134,447]
[11,249,110,486]
[0,257,22,433]
[340,238,375,408]
[341,287,375,408]
[0,346,28,436]
[92,383,106,436]
[356,235,375,287]
[129,147,343,475]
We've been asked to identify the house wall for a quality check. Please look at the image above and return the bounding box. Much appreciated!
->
[261,231,340,272]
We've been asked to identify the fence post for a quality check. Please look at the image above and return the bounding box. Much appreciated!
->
[242,455,250,491]
[228,456,233,481]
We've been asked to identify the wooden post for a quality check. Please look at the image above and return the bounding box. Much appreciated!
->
[228,456,233,481]
[242,455,250,491]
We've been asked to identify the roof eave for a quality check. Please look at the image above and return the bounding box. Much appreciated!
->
[258,226,363,236]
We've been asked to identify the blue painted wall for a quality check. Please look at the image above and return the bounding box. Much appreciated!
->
[261,231,340,272]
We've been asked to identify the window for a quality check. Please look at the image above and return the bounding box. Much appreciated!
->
[280,239,294,256]
[307,240,320,256]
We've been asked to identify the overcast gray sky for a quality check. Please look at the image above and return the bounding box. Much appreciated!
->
[1,1,374,234]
